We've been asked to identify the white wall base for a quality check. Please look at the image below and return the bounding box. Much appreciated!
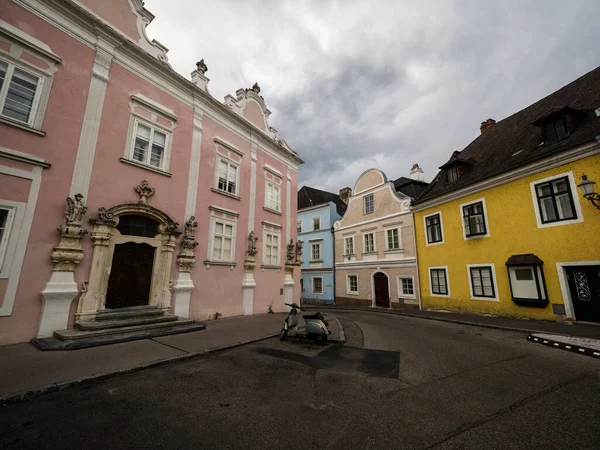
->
[39,271,79,338]
[242,272,256,315]
[284,271,294,311]
[172,272,194,319]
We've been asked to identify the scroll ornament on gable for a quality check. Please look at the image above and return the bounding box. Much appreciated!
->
[51,194,89,271]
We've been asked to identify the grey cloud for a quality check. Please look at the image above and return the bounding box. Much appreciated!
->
[145,0,600,193]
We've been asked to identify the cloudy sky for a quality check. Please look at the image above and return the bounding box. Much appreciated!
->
[145,0,599,192]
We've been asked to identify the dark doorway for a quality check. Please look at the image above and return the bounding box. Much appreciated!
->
[106,242,155,309]
[374,272,390,308]
[566,266,600,322]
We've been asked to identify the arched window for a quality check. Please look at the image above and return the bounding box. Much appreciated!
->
[116,215,159,237]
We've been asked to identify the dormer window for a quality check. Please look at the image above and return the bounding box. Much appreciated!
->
[543,117,568,144]
[446,165,458,182]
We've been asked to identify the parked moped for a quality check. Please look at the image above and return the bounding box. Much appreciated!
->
[279,303,330,344]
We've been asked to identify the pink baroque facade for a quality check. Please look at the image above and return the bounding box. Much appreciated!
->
[0,0,303,346]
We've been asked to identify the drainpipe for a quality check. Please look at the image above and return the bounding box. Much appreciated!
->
[331,224,336,305]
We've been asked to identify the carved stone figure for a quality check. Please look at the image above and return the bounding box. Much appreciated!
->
[246,231,258,259]
[135,179,155,204]
[177,216,198,272]
[251,82,261,94]
[64,193,87,227]
[182,216,198,245]
[196,59,208,75]
[51,195,89,271]
[295,239,303,264]
[286,239,295,264]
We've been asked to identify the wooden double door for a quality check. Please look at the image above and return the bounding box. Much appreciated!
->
[566,265,600,322]
[105,242,155,309]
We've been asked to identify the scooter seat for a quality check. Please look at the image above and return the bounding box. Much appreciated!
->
[303,313,324,320]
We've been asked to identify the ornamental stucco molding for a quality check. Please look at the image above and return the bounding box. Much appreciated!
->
[50,194,89,272]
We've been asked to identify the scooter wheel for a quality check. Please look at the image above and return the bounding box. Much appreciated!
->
[279,328,288,341]
[315,334,327,345]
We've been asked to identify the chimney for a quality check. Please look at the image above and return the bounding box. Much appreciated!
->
[339,187,352,204]
[480,118,496,134]
[409,163,424,181]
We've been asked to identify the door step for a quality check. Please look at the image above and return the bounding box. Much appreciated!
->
[76,313,178,331]
[95,305,164,321]
[56,316,191,340]
[31,319,206,351]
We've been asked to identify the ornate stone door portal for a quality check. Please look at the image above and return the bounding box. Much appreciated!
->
[76,180,181,322]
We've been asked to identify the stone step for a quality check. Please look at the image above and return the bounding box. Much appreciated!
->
[31,320,206,351]
[54,317,193,341]
[95,305,164,321]
[76,314,178,331]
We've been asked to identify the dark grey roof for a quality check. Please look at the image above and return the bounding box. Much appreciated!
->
[393,177,429,200]
[506,254,544,266]
[414,66,600,205]
[297,186,347,216]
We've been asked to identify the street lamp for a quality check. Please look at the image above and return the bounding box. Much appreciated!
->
[577,174,600,210]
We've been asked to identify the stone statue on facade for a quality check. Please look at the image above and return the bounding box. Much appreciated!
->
[63,193,87,228]
[246,231,258,259]
[286,239,295,264]
[295,239,303,265]
[51,195,89,271]
[196,59,208,75]
[177,216,198,272]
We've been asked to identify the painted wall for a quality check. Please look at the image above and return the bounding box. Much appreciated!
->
[414,151,600,320]
[298,202,341,303]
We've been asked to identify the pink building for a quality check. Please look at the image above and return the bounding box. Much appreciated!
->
[0,0,303,347]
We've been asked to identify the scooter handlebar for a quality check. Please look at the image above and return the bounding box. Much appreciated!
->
[285,303,305,311]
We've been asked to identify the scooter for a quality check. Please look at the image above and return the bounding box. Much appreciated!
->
[279,303,330,344]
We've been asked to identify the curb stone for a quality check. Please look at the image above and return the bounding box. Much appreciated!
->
[527,334,600,359]
[0,333,279,407]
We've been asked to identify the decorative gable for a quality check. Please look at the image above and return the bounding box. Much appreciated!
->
[224,83,278,139]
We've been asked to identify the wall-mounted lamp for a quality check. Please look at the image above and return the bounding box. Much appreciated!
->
[577,174,600,210]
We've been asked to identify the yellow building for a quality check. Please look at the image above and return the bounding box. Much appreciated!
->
[413,67,600,323]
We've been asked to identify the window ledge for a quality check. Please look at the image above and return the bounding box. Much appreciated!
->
[309,260,323,263]
[362,251,377,255]
[211,188,241,201]
[120,158,172,177]
[343,253,356,257]
[0,117,45,136]
[385,248,404,253]
[203,260,237,268]
[261,264,282,270]
[399,296,416,300]
[263,207,282,216]
[346,291,359,296]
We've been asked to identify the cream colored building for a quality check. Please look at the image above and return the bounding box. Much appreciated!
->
[333,167,428,308]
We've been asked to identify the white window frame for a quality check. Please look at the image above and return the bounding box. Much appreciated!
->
[297,220,302,233]
[459,198,490,240]
[530,171,584,229]
[364,193,374,214]
[214,154,240,197]
[312,276,323,294]
[310,241,322,261]
[0,203,19,275]
[467,263,499,301]
[125,117,172,173]
[265,180,281,212]
[397,276,416,299]
[385,227,401,251]
[344,235,355,255]
[346,274,359,295]
[0,55,47,129]
[262,228,281,266]
[313,216,321,231]
[429,266,450,298]
[423,211,445,246]
[208,216,237,263]
[363,232,376,253]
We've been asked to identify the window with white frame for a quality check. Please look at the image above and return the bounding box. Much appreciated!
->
[469,265,496,299]
[386,228,400,250]
[313,216,321,230]
[0,206,16,269]
[363,232,375,253]
[310,242,322,261]
[129,120,170,170]
[210,218,236,262]
[534,176,577,224]
[265,181,281,212]
[364,193,374,214]
[297,221,302,233]
[215,156,239,195]
[398,277,415,298]
[263,231,280,266]
[312,277,323,294]
[0,58,42,126]
[425,213,443,244]
[344,236,354,255]
[462,200,487,237]
[430,268,448,295]
[347,275,358,294]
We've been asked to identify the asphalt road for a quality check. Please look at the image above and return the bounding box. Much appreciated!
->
[1,311,599,450]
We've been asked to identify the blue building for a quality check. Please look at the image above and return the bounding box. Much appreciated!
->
[297,186,347,304]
